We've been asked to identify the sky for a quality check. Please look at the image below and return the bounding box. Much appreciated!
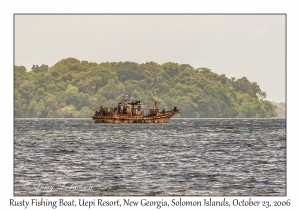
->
[15,15,285,102]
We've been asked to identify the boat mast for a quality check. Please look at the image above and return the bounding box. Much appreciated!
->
[121,83,129,106]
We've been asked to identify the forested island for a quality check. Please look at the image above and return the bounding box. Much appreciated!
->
[14,57,280,118]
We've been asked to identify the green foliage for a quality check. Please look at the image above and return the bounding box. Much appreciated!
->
[59,105,79,118]
[14,58,278,118]
[65,84,79,105]
[31,64,49,73]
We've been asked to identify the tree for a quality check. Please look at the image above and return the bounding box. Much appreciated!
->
[60,105,79,118]
[79,106,94,117]
[65,84,79,105]
[31,64,49,73]
[18,81,35,102]
[14,58,278,118]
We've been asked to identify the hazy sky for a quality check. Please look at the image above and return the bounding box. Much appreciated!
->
[15,14,285,102]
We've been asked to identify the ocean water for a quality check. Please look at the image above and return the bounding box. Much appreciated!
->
[14,118,286,196]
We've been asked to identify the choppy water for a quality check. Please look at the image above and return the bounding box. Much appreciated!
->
[14,118,286,196]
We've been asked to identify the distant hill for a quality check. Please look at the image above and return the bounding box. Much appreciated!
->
[272,102,286,118]
[14,58,278,118]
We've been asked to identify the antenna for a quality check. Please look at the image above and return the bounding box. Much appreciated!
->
[121,82,128,104]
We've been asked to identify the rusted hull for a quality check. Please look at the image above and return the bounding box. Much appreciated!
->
[92,110,180,123]
[92,116,172,123]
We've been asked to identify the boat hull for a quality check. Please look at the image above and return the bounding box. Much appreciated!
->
[92,116,171,123]
[92,110,180,123]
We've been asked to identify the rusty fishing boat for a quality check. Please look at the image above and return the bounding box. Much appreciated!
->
[92,89,180,123]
